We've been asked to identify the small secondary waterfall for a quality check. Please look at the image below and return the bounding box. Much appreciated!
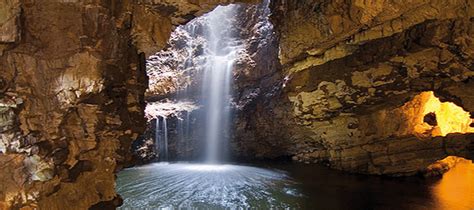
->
[163,117,168,160]
[201,5,240,162]
[155,119,159,155]
[155,117,169,160]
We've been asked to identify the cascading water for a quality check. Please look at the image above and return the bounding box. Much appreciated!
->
[155,119,159,156]
[147,1,269,162]
[163,117,168,160]
[151,4,240,162]
[155,116,169,161]
[200,5,240,162]
[146,4,240,161]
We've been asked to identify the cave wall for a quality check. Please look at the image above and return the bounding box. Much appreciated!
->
[231,0,474,175]
[0,0,256,209]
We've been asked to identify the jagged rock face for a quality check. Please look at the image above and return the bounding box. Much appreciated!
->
[0,1,145,209]
[145,22,207,101]
[133,0,260,57]
[232,0,474,175]
[269,0,474,114]
[144,1,278,101]
[0,0,255,209]
[231,0,288,159]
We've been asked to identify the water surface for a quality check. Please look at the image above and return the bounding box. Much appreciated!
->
[116,160,474,209]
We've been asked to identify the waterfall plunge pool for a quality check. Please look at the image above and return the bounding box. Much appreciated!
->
[116,160,474,209]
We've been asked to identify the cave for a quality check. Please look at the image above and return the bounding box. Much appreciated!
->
[0,0,473,209]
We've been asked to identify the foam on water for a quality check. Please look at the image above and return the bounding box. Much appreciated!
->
[116,163,301,209]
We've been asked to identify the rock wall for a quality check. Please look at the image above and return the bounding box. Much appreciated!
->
[232,0,474,175]
[0,0,256,209]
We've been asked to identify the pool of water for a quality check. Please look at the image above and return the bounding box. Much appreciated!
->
[116,160,474,209]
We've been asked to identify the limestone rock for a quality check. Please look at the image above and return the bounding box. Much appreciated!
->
[0,0,255,209]
[133,0,260,56]
[231,0,474,175]
[0,0,20,43]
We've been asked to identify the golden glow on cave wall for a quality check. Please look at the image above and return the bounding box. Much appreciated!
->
[404,91,474,138]
[432,158,474,209]
[422,92,473,136]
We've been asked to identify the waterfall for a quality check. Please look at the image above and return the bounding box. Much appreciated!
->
[155,116,169,161]
[155,118,160,155]
[163,117,168,160]
[185,111,191,155]
[201,5,240,163]
[149,4,241,162]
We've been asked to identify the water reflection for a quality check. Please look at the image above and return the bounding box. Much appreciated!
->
[431,158,474,210]
[116,161,474,209]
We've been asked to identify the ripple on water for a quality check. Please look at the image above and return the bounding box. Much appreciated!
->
[116,163,302,209]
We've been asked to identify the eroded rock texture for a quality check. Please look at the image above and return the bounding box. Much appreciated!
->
[0,0,255,209]
[0,1,145,209]
[232,0,474,175]
[132,0,258,57]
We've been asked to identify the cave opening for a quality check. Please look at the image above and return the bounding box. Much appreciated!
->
[408,91,474,138]
[399,91,473,176]
[416,91,474,201]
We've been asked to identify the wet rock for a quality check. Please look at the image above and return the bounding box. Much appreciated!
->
[423,156,465,177]
[0,0,256,209]
[232,0,474,175]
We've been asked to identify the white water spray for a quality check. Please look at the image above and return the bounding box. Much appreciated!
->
[155,116,169,161]
[201,5,240,162]
[150,4,241,162]
[163,117,168,160]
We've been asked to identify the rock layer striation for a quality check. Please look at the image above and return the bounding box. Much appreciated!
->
[235,0,474,175]
[0,0,255,209]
